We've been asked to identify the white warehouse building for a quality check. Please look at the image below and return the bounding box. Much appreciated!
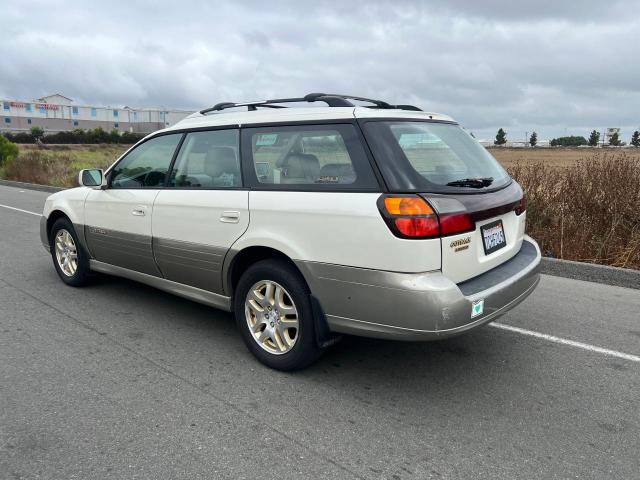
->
[0,93,192,134]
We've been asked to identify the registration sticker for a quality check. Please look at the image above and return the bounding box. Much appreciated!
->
[471,299,484,318]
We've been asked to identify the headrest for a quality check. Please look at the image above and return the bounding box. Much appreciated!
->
[204,147,239,177]
[281,153,320,179]
[319,163,355,177]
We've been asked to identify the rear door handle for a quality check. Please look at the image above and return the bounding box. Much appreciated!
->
[132,206,147,216]
[220,211,240,223]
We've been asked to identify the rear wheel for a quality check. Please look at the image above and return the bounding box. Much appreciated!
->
[234,259,324,371]
[50,218,92,287]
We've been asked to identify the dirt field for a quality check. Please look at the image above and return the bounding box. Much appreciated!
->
[489,146,640,168]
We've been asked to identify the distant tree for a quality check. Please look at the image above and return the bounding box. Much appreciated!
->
[494,128,507,146]
[30,126,44,141]
[109,129,121,143]
[588,130,600,147]
[609,131,621,146]
[529,131,537,147]
[630,131,640,147]
[549,136,588,147]
[91,127,109,143]
[0,134,19,167]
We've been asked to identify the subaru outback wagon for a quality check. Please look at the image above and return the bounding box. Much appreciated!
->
[41,93,541,370]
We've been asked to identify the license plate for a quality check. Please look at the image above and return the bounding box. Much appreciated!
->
[481,219,506,255]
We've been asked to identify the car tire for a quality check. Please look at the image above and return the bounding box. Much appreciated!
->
[50,217,92,287]
[234,259,324,371]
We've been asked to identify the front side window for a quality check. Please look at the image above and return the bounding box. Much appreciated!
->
[110,134,181,188]
[363,121,511,193]
[243,124,377,190]
[169,129,240,188]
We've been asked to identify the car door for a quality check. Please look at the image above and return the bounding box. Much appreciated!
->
[84,133,183,276]
[151,128,249,293]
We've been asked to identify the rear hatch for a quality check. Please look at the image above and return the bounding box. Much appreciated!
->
[423,181,526,283]
[361,118,527,283]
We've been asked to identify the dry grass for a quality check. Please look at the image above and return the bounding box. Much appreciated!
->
[2,144,128,187]
[506,153,640,269]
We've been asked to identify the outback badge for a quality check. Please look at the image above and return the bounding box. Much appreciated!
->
[450,236,471,252]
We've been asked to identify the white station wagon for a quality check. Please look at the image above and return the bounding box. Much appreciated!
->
[41,93,541,370]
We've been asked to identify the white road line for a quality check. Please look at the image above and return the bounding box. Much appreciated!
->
[0,203,42,217]
[490,323,640,363]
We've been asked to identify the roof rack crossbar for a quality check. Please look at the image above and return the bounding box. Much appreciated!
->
[199,93,422,114]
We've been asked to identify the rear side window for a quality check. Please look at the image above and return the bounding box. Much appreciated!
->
[363,121,511,193]
[169,129,240,188]
[110,134,182,188]
[241,124,379,190]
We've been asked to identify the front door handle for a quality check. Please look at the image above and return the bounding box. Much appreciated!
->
[132,206,147,216]
[220,211,240,223]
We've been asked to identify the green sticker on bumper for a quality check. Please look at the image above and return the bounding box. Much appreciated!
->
[471,299,484,318]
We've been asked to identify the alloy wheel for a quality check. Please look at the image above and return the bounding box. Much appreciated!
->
[54,229,78,277]
[244,280,299,355]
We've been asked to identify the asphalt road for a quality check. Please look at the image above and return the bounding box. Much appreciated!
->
[1,184,638,480]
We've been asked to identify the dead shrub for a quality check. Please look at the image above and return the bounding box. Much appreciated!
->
[4,151,76,187]
[508,153,640,268]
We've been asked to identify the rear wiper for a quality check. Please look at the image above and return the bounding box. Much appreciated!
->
[446,177,494,188]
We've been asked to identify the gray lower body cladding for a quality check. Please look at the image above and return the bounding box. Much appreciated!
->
[85,226,160,277]
[152,237,225,293]
[84,227,227,293]
[40,216,50,251]
[296,236,541,341]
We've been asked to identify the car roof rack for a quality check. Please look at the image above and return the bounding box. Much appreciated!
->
[199,93,422,114]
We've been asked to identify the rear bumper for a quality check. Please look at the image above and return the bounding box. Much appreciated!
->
[297,235,541,341]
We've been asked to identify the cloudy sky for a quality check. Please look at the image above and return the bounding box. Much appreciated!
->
[1,0,638,141]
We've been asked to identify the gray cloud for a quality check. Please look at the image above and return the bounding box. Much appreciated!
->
[1,0,638,140]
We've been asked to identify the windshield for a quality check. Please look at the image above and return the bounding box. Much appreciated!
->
[362,121,511,193]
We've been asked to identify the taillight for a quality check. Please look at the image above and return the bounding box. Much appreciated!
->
[378,194,475,239]
[439,213,474,236]
[394,217,440,237]
[378,195,439,238]
[515,195,526,215]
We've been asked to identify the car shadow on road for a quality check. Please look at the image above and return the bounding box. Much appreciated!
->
[91,272,535,374]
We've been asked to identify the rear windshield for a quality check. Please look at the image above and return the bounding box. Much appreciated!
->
[363,121,511,193]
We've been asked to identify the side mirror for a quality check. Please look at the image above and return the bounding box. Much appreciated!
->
[79,169,106,189]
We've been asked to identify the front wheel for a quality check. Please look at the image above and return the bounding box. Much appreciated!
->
[50,218,92,287]
[234,260,324,371]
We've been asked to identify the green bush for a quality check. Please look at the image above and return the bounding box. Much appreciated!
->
[1,128,144,145]
[0,134,19,167]
[549,136,588,147]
